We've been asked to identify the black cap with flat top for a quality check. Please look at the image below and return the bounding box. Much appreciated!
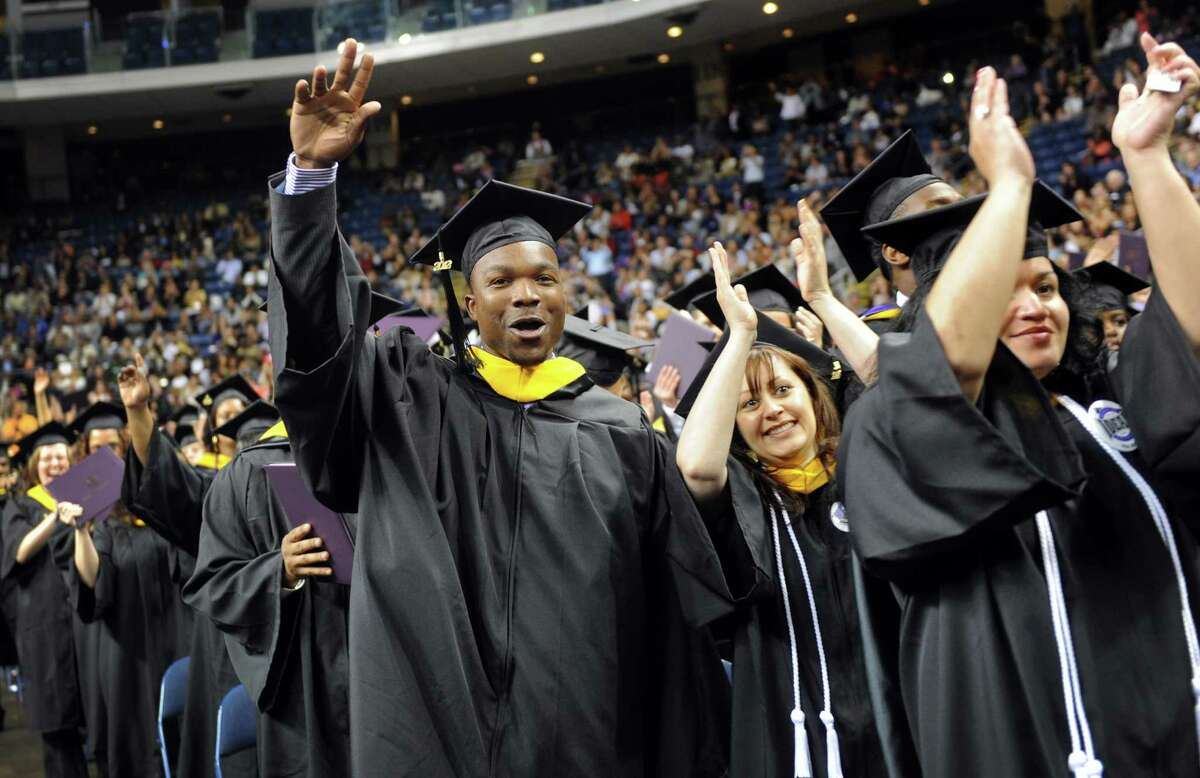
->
[408,179,592,280]
[69,402,127,437]
[822,130,946,281]
[12,421,76,466]
[193,374,258,412]
[663,273,716,312]
[212,400,280,447]
[168,404,200,429]
[558,315,654,388]
[1073,261,1150,297]
[860,180,1083,264]
[690,264,807,330]
[675,312,848,418]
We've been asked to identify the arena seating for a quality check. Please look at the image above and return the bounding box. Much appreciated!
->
[252,7,316,58]
[124,15,168,70]
[172,10,222,66]
[19,27,87,79]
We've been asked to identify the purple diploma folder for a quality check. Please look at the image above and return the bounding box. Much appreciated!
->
[375,315,445,342]
[648,313,718,398]
[46,447,124,526]
[264,463,354,585]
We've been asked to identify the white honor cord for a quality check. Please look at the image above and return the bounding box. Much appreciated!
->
[1057,394,1200,764]
[769,500,813,778]
[1035,510,1103,777]
[782,505,844,778]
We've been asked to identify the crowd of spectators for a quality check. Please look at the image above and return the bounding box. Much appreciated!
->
[3,0,1200,443]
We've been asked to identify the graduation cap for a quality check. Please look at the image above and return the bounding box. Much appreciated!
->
[212,400,280,447]
[173,422,200,449]
[68,401,127,437]
[690,264,806,330]
[558,314,654,388]
[11,421,76,467]
[193,374,258,412]
[675,312,847,418]
[861,180,1083,269]
[663,273,716,311]
[408,180,592,370]
[822,130,947,281]
[1073,261,1149,297]
[260,290,408,328]
[168,404,200,430]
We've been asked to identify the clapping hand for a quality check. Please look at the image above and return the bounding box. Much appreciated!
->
[1112,32,1200,155]
[291,39,383,168]
[968,67,1035,188]
[790,199,832,304]
[710,242,757,336]
[33,367,50,396]
[653,365,682,406]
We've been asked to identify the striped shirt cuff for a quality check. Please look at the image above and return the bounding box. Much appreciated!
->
[284,153,338,195]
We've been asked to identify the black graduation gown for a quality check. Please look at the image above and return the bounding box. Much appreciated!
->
[122,430,256,778]
[71,519,189,777]
[839,300,1200,778]
[267,174,746,777]
[183,436,352,778]
[0,494,84,734]
[701,462,885,778]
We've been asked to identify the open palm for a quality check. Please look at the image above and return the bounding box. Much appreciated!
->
[1112,33,1200,153]
[291,38,383,167]
[710,242,757,334]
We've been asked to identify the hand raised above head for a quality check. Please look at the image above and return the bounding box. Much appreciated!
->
[291,38,384,168]
[1112,32,1200,155]
[117,352,151,409]
[710,242,757,336]
[791,199,832,303]
[967,67,1034,188]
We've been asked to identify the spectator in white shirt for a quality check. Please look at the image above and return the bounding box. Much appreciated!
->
[615,144,640,181]
[525,129,553,160]
[804,157,829,186]
[740,144,765,201]
[770,82,806,129]
[215,250,243,286]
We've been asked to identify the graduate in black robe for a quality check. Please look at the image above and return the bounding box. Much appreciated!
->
[0,422,88,778]
[268,39,748,776]
[118,359,260,778]
[675,243,887,778]
[843,58,1200,778]
[184,401,353,777]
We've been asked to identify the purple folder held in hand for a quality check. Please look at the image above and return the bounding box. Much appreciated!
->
[264,463,354,585]
[648,313,718,398]
[46,447,124,526]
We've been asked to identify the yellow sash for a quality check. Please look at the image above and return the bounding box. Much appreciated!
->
[469,347,586,403]
[26,484,57,512]
[766,457,835,495]
[862,307,901,322]
[258,420,289,441]
[196,451,232,471]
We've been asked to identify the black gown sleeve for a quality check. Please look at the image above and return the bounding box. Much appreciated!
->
[1113,290,1200,481]
[0,497,37,583]
[839,309,1084,581]
[691,460,775,612]
[121,428,211,555]
[182,458,300,713]
[266,172,441,514]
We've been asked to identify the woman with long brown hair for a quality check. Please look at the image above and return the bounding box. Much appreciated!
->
[0,421,88,777]
[675,242,885,778]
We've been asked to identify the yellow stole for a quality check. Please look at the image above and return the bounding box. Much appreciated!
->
[765,457,835,495]
[258,420,289,442]
[196,451,232,471]
[27,484,57,512]
[469,347,586,403]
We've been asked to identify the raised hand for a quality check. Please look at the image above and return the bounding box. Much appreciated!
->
[291,39,383,168]
[710,242,758,335]
[33,367,50,396]
[281,523,332,588]
[794,307,824,346]
[968,67,1035,187]
[117,352,151,409]
[653,365,682,405]
[1112,32,1200,155]
[790,199,832,303]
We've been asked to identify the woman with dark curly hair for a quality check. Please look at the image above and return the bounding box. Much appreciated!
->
[844,48,1200,778]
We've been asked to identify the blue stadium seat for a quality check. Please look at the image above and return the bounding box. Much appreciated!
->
[173,11,221,66]
[124,16,167,70]
[215,685,256,778]
[158,657,190,778]
[19,27,87,79]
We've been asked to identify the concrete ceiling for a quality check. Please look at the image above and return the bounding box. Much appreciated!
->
[0,0,951,129]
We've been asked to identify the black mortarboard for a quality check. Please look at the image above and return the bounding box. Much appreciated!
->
[1073,262,1150,297]
[691,264,807,330]
[193,375,258,412]
[68,402,127,436]
[558,315,654,388]
[663,273,716,311]
[675,311,847,418]
[861,180,1083,270]
[12,421,76,466]
[173,423,200,449]
[212,400,280,447]
[822,130,947,281]
[260,290,407,327]
[408,179,592,280]
[169,405,200,429]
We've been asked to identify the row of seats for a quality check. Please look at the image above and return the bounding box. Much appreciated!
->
[252,7,316,58]
[318,0,388,51]
[17,27,87,79]
[125,11,221,70]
